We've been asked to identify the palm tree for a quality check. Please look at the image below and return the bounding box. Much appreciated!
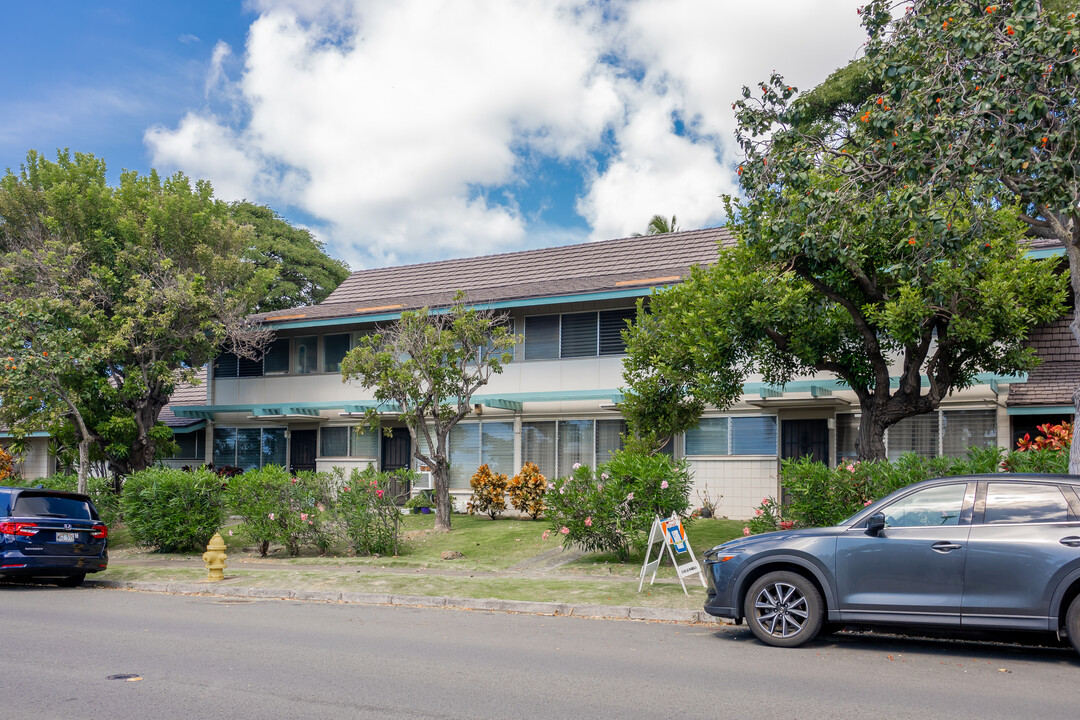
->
[632,214,679,236]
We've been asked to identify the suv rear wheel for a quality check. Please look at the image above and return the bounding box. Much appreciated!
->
[1066,594,1080,656]
[743,571,824,648]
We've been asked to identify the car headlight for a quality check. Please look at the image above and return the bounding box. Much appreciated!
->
[704,546,744,563]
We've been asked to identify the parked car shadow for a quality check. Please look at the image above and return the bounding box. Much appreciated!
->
[712,623,1078,667]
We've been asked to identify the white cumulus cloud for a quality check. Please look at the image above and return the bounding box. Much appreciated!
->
[146,0,866,269]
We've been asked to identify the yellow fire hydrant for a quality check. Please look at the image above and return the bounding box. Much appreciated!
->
[202,532,227,582]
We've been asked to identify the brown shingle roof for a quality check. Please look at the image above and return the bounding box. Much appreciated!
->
[1009,311,1080,407]
[253,227,734,325]
[161,367,207,428]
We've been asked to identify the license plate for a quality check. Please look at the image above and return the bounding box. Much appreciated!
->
[56,532,76,543]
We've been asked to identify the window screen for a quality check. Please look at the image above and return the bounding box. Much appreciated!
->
[685,418,728,456]
[888,413,939,460]
[558,419,594,470]
[350,428,380,458]
[263,338,290,374]
[449,423,480,490]
[323,334,351,373]
[524,315,559,360]
[481,421,515,476]
[522,421,556,480]
[560,312,598,358]
[836,413,860,463]
[213,427,237,466]
[942,410,996,457]
[295,337,318,374]
[214,353,239,378]
[321,427,349,457]
[599,308,636,355]
[597,419,625,462]
[262,428,287,467]
[731,416,777,455]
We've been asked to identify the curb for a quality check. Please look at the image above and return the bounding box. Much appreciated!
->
[85,578,726,625]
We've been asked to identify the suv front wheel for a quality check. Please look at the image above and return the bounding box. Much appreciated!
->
[743,571,824,648]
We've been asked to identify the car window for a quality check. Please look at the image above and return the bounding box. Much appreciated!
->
[884,484,966,528]
[11,493,93,520]
[983,483,1070,525]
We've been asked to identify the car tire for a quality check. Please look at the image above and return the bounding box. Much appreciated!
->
[743,571,824,648]
[1066,594,1080,656]
[55,573,86,588]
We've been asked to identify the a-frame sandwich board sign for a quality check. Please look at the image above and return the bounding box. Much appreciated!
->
[638,512,707,596]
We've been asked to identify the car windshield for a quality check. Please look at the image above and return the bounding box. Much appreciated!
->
[12,493,94,520]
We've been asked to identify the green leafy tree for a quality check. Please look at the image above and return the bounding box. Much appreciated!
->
[0,150,275,481]
[339,298,517,531]
[643,0,1078,461]
[624,193,1065,460]
[229,201,349,312]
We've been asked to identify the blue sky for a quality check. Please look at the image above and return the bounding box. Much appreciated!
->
[1,1,867,270]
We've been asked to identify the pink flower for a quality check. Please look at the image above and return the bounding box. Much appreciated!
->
[542,530,551,540]
[601,472,609,480]
[627,492,634,501]
[291,478,298,484]
[846,463,856,472]
[596,484,603,491]
[343,486,350,492]
[572,462,581,470]
[742,527,751,536]
[755,509,763,516]
[560,526,570,535]
[660,481,669,489]
[308,520,314,525]
[228,530,233,536]
[761,498,770,506]
[864,499,873,506]
[584,516,592,527]
[268,513,275,520]
[779,521,795,530]
[317,503,326,512]
[300,513,308,522]
[376,489,384,498]
[548,482,556,490]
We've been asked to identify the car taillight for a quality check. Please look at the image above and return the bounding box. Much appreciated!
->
[91,524,107,540]
[0,521,38,537]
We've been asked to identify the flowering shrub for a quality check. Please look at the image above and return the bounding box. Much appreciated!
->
[744,497,793,535]
[1015,422,1072,451]
[543,450,694,560]
[0,446,15,483]
[466,464,508,519]
[336,467,403,556]
[508,462,546,519]
[227,465,294,556]
[121,467,225,552]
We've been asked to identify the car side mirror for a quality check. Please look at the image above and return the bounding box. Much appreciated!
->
[866,512,886,536]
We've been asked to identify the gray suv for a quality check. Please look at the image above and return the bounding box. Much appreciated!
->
[703,474,1080,653]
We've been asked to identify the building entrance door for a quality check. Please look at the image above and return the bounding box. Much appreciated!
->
[289,429,317,473]
[780,419,829,464]
[381,428,412,502]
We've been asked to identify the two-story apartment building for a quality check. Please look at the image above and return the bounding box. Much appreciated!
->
[157,228,1074,518]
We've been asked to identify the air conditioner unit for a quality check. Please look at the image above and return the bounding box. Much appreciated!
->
[412,471,434,491]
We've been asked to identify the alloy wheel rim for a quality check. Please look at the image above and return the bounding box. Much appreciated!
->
[753,581,809,638]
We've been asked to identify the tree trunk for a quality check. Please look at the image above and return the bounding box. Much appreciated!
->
[433,458,453,532]
[76,439,90,495]
[854,402,889,462]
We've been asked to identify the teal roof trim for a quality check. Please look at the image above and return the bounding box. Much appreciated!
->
[0,431,51,438]
[169,421,206,434]
[1027,248,1065,259]
[1007,405,1075,416]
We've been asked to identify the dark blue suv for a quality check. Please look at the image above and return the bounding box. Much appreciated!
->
[704,474,1080,654]
[0,486,108,587]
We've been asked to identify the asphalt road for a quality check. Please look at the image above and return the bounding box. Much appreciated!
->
[3,585,1079,719]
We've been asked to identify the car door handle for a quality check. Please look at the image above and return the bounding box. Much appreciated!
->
[1060,536,1080,548]
[931,541,962,553]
